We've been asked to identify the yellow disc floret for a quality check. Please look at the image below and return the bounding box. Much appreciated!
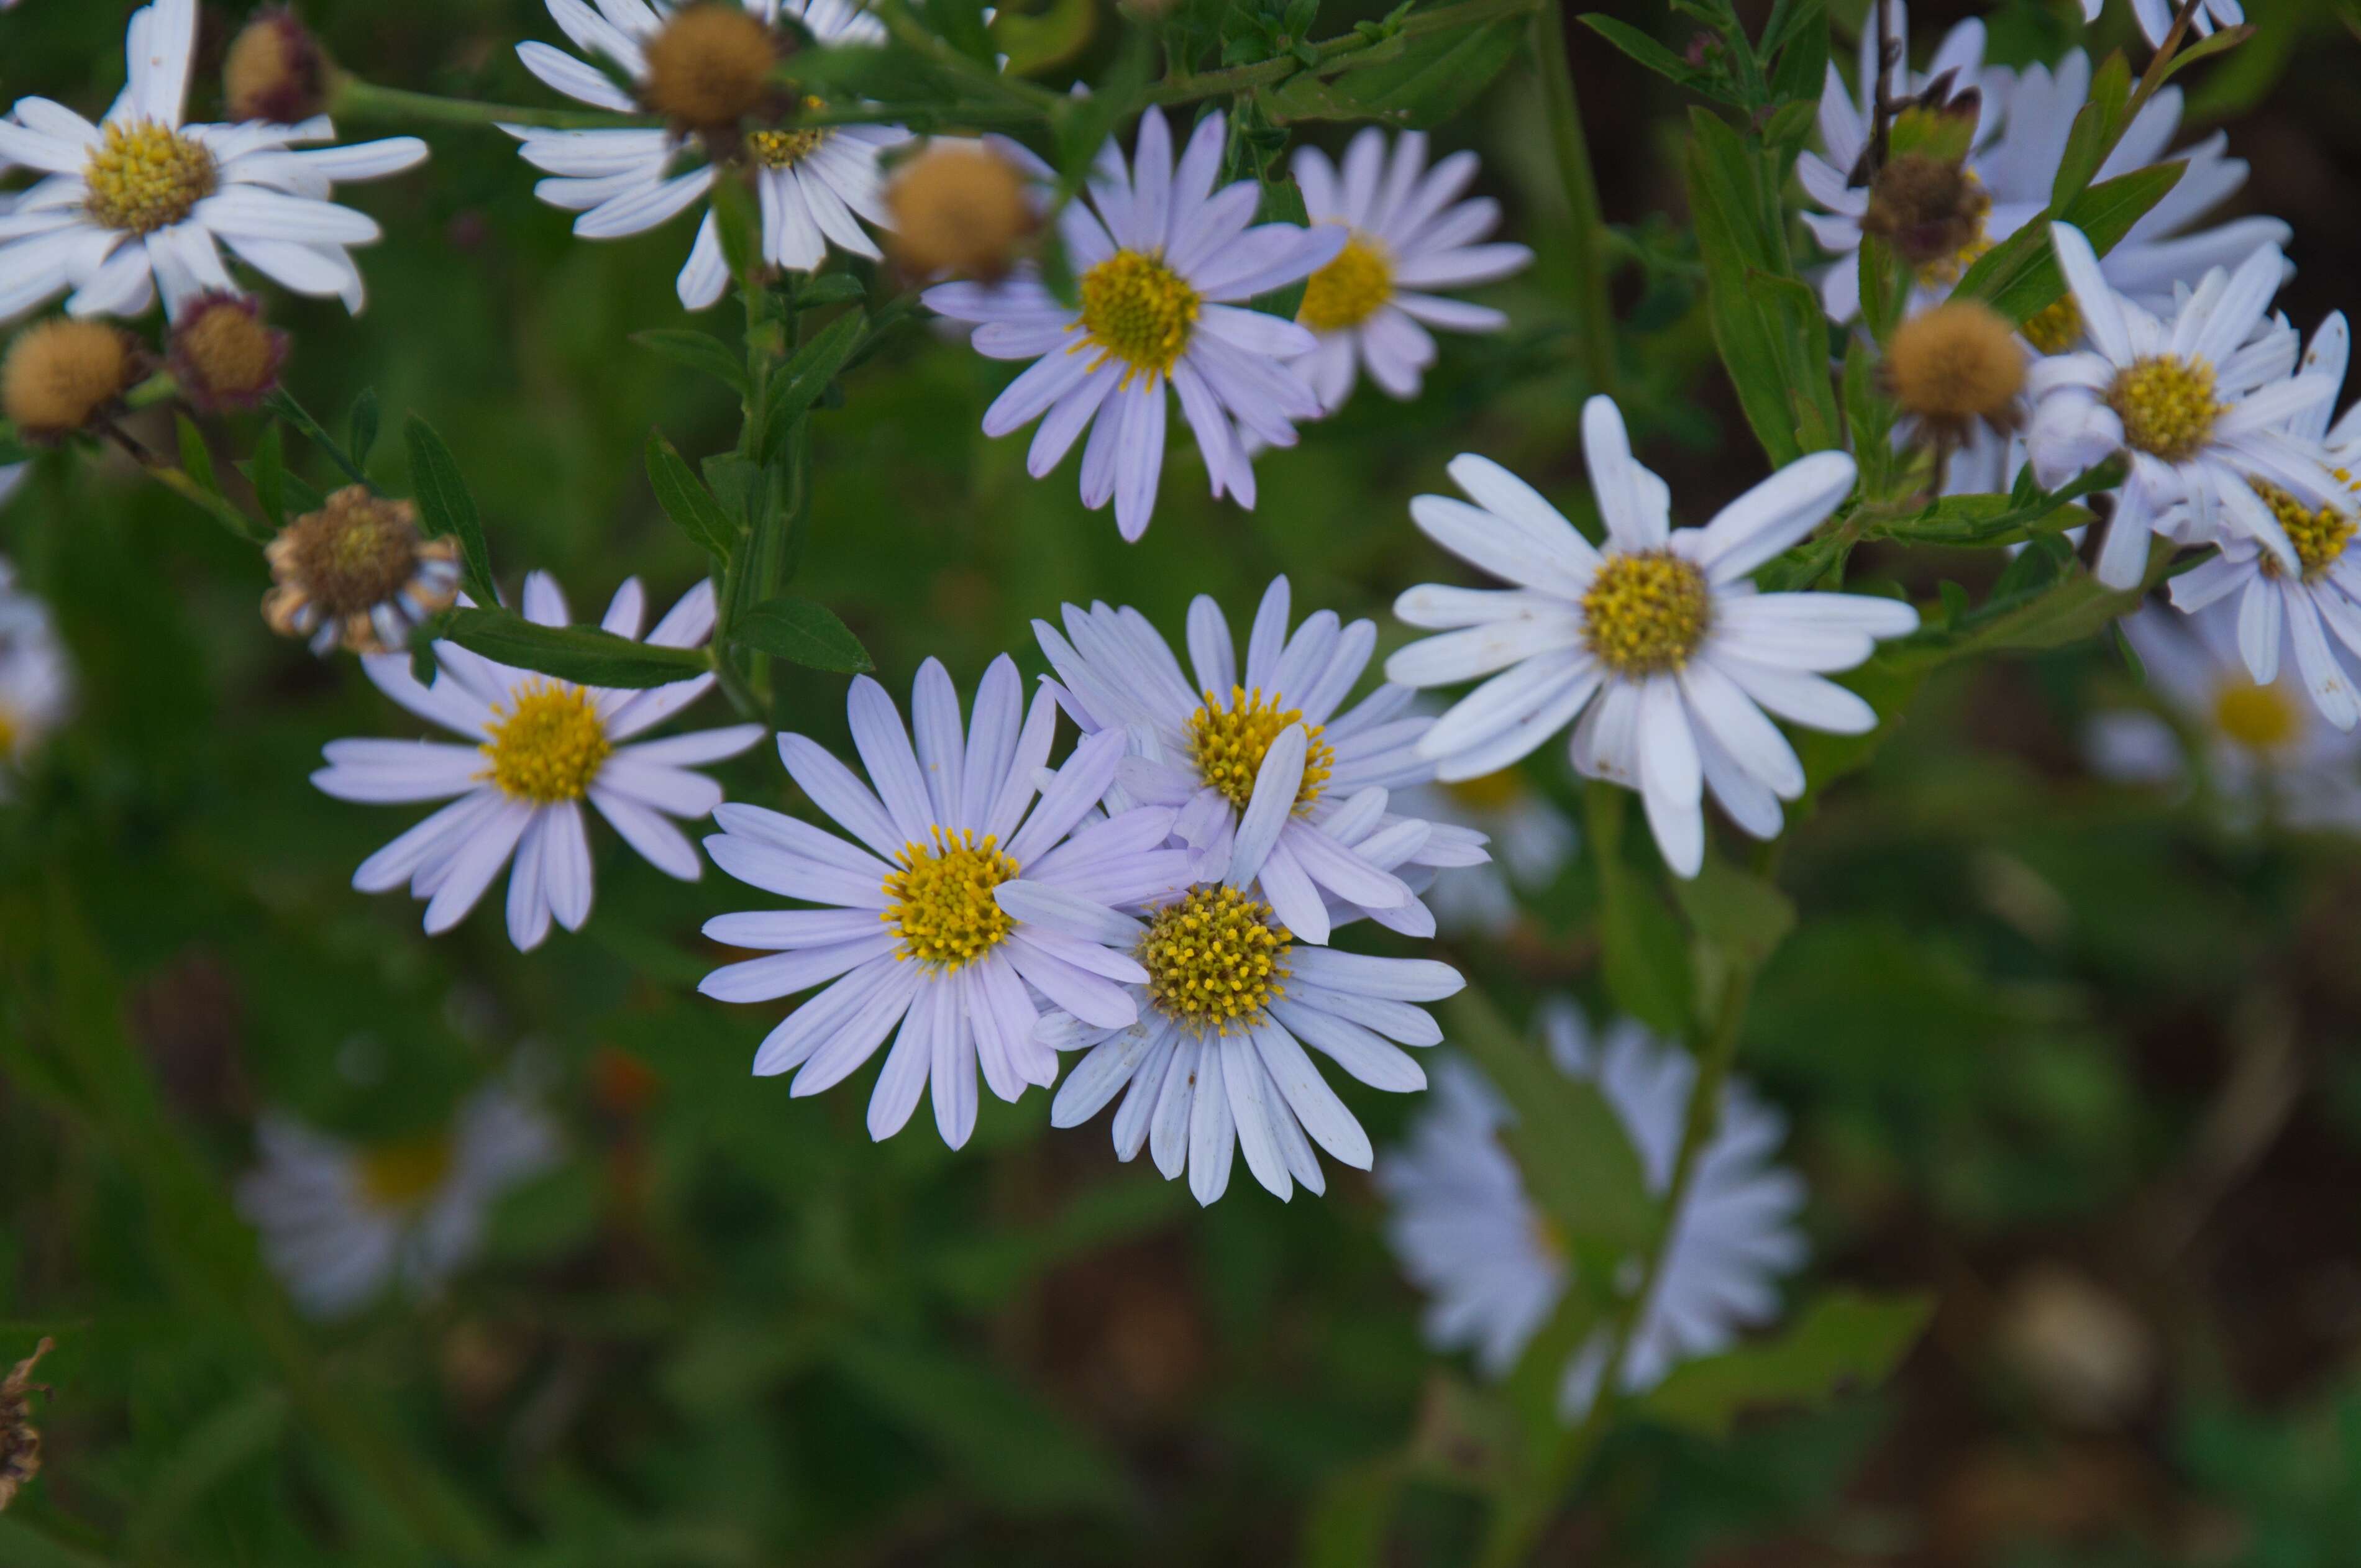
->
[1297,232,1393,333]
[83,119,216,235]
[2106,355,2222,464]
[2213,681,2300,752]
[1580,550,1711,676]
[747,99,829,168]
[1072,250,1200,386]
[1442,767,1526,813]
[482,681,612,804]
[1185,685,1336,812]
[2021,294,2083,355]
[1139,886,1292,1035]
[358,1134,454,1209]
[2252,481,2357,582]
[881,827,1020,969]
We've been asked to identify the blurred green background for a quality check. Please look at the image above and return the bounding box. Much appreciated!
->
[6,0,2361,1562]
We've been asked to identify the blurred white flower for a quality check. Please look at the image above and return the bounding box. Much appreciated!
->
[1377,1003,1806,1416]
[0,0,426,322]
[0,557,71,796]
[1392,765,1574,936]
[313,574,764,950]
[238,1080,560,1319]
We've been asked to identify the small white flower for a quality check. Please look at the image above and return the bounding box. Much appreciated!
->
[507,0,908,312]
[2088,601,2361,830]
[2027,223,2344,591]
[313,573,764,950]
[698,657,1197,1149]
[1377,1003,1806,1416]
[0,0,427,322]
[1046,875,1465,1205]
[1393,764,1576,937]
[1035,574,1460,942]
[0,557,72,796]
[923,109,1345,541]
[238,1080,560,1319]
[1801,5,2285,332]
[1387,396,1918,878]
[1286,129,1531,411]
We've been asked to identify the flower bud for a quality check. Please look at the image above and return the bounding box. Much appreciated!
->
[2,319,140,442]
[168,292,289,413]
[885,142,1038,282]
[224,7,331,125]
[1884,301,2024,426]
[641,4,779,130]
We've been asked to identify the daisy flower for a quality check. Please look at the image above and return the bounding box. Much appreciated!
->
[1394,764,1576,937]
[237,1080,560,1319]
[2027,223,2342,591]
[922,108,1345,542]
[2088,602,2361,831]
[1284,129,1532,411]
[0,0,427,322]
[262,485,462,657]
[506,0,908,312]
[1034,575,1454,942]
[1377,1003,1806,1416]
[1046,870,1466,1205]
[1387,397,1919,878]
[1801,6,2285,335]
[0,558,72,797]
[698,657,1197,1149]
[313,573,764,950]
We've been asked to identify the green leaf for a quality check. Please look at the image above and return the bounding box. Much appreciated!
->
[172,416,269,541]
[794,272,866,311]
[756,309,866,462]
[646,429,742,563]
[403,415,498,606]
[175,413,219,495]
[992,0,1097,75]
[629,328,752,394]
[1638,1288,1934,1438]
[1263,17,1527,127]
[1299,1458,1402,1568]
[346,386,380,470]
[1586,783,1697,1037]
[733,595,874,673]
[925,1177,1187,1308]
[442,607,710,689]
[2156,23,2252,86]
[1953,162,2186,330]
[1840,334,1896,503]
[923,0,998,63]
[2050,49,2131,207]
[1765,0,1827,107]
[265,388,369,487]
[1577,14,1733,100]
[1855,232,1906,345]
[247,420,287,530]
[1671,854,1796,968]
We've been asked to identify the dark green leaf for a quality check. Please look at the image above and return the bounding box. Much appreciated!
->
[403,416,498,606]
[794,272,867,311]
[1954,162,2186,329]
[346,386,380,470]
[247,421,287,530]
[646,429,742,562]
[1638,1289,1934,1437]
[443,607,710,689]
[1585,784,1697,1037]
[1765,0,1827,106]
[629,329,752,394]
[1577,15,1734,100]
[1264,17,1527,127]
[733,595,874,673]
[756,309,866,461]
[175,414,219,495]
[2050,50,2130,207]
[923,0,998,63]
[265,388,369,488]
[2157,24,2252,86]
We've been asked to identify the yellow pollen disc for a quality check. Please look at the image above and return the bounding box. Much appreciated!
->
[1139,886,1291,1035]
[880,827,1020,969]
[2252,481,2357,582]
[748,98,829,168]
[482,681,611,804]
[2213,681,2300,751]
[83,119,217,235]
[1072,249,1199,386]
[1580,550,1711,677]
[1185,685,1336,812]
[2106,355,2222,463]
[1297,232,1393,333]
[2021,294,2083,355]
[358,1134,454,1209]
[1442,767,1526,813]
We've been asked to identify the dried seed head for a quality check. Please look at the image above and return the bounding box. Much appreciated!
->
[2,319,140,440]
[885,142,1038,281]
[1884,301,2025,426]
[224,7,331,125]
[0,1338,55,1515]
[1861,153,1989,274]
[641,4,779,130]
[168,292,289,412]
[263,486,460,655]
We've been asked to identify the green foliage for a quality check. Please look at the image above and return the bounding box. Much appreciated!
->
[441,607,712,688]
[732,595,877,673]
[1638,1290,1932,1438]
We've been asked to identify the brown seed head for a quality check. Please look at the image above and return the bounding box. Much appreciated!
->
[641,4,778,129]
[0,1338,54,1515]
[1861,152,1989,273]
[224,7,331,124]
[886,143,1038,281]
[169,292,289,412]
[2,320,139,440]
[1885,301,2025,424]
[263,486,455,654]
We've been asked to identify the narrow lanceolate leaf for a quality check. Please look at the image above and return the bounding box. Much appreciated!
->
[1264,17,1528,127]
[443,607,709,689]
[346,386,380,470]
[1951,162,2185,330]
[733,595,874,673]
[1576,15,1733,102]
[173,416,271,542]
[2050,49,2131,208]
[756,310,867,462]
[1637,1288,1934,1438]
[646,429,743,563]
[247,421,288,531]
[629,328,753,395]
[403,416,497,606]
[265,388,369,487]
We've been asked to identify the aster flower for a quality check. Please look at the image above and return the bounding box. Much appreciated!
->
[1393,765,1576,937]
[2027,223,2341,591]
[1801,6,2286,336]
[263,485,460,656]
[1034,575,1455,942]
[1387,397,1919,878]
[698,657,1197,1149]
[0,0,427,322]
[922,109,1344,542]
[1046,874,1466,1205]
[313,573,764,950]
[1377,1003,1806,1415]
[1284,129,1532,411]
[0,558,73,797]
[506,0,908,311]
[236,1080,560,1319]
[2088,602,2361,831]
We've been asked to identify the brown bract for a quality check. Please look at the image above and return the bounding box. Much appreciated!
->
[0,1339,54,1514]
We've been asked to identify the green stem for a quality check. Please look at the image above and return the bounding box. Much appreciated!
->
[1528,4,1616,395]
[329,73,657,131]
[1146,0,1544,104]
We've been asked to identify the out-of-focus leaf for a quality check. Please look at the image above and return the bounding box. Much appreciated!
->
[733,595,874,672]
[756,309,866,461]
[265,388,369,487]
[646,429,742,563]
[794,273,866,311]
[2156,23,2254,86]
[1576,15,1735,101]
[2051,49,2131,207]
[1585,784,1697,1037]
[1637,1288,1934,1438]
[404,415,498,606]
[444,607,709,688]
[924,0,997,62]
[1673,855,1796,967]
[630,328,752,394]
[247,419,287,530]
[1953,162,2185,329]
[171,416,270,541]
[993,0,1097,75]
[347,386,380,470]
[1765,0,1827,106]
[124,1387,290,1554]
[926,1177,1187,1308]
[1298,1457,1402,1568]
[1264,17,1526,127]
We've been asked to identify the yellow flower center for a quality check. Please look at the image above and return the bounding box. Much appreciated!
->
[2252,481,2357,583]
[2021,294,2083,355]
[82,119,216,235]
[1580,551,1711,677]
[2106,355,2222,463]
[1441,768,1526,812]
[880,827,1020,969]
[1185,685,1336,812]
[357,1134,454,1210]
[747,98,829,168]
[2212,681,2300,752]
[482,681,611,804]
[1297,232,1393,333]
[1139,886,1292,1035]
[1072,250,1199,386]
